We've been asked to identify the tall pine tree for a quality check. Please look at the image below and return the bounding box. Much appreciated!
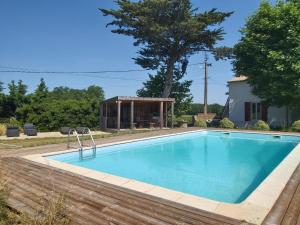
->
[100,0,232,97]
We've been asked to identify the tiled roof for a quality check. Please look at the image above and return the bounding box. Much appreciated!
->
[228,75,248,83]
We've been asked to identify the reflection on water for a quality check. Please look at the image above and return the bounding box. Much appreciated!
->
[79,148,97,161]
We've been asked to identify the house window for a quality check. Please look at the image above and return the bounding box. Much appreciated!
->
[245,102,267,122]
[251,102,262,120]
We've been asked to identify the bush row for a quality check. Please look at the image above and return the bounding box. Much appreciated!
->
[292,120,300,132]
[193,118,300,132]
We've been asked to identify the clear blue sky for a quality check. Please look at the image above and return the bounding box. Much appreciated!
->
[0,0,273,104]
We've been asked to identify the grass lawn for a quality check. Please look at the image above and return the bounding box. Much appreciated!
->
[0,129,155,149]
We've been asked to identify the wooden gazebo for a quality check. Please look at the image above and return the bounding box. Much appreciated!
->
[100,96,175,130]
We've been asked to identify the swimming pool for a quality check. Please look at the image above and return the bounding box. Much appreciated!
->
[47,131,300,204]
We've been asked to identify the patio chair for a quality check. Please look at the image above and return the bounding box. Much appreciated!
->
[207,119,220,128]
[6,125,20,137]
[24,123,37,136]
[76,127,88,134]
[60,127,73,135]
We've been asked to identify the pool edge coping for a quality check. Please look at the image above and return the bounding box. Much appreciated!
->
[22,129,300,225]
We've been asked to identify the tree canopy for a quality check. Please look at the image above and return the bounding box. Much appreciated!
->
[233,0,300,108]
[0,80,28,118]
[0,79,105,131]
[137,66,193,115]
[100,0,232,97]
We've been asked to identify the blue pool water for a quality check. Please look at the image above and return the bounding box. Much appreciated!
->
[47,131,300,203]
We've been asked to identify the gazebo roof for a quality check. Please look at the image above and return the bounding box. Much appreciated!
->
[103,96,175,103]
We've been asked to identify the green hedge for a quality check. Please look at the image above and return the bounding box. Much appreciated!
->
[0,123,6,136]
[219,118,234,129]
[194,119,207,128]
[253,120,270,131]
[292,120,300,132]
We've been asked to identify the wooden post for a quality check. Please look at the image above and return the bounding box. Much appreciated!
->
[204,56,208,115]
[171,102,174,128]
[117,101,121,130]
[160,101,164,129]
[100,104,103,129]
[165,102,168,128]
[105,103,108,130]
[130,101,134,129]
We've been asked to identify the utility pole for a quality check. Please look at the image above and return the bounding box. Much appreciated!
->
[203,54,208,116]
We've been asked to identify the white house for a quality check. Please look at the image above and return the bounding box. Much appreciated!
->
[226,76,299,128]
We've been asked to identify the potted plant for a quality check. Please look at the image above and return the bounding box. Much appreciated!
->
[6,118,20,137]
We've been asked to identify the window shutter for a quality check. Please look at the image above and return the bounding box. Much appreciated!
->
[262,104,268,122]
[245,102,251,121]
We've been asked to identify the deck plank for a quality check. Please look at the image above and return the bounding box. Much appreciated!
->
[0,157,243,225]
[281,182,300,225]
[263,164,300,225]
[3,157,300,225]
[3,160,201,224]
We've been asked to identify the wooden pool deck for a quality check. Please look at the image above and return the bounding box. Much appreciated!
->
[1,157,245,225]
[263,162,300,225]
[1,128,300,224]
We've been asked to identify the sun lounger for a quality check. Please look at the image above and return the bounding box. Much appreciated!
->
[60,127,73,135]
[76,127,88,134]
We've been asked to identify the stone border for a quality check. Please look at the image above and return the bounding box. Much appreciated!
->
[23,129,300,224]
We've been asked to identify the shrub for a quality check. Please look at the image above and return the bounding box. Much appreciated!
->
[292,120,300,132]
[21,194,70,225]
[0,172,70,225]
[8,118,20,126]
[0,124,6,136]
[219,118,234,129]
[7,118,24,133]
[194,119,207,128]
[167,115,176,126]
[176,115,193,125]
[0,173,20,224]
[253,120,270,131]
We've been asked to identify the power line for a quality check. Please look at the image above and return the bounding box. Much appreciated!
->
[0,62,204,75]
[0,81,226,90]
[0,72,145,82]
[0,65,38,70]
[0,62,205,83]
[0,69,147,74]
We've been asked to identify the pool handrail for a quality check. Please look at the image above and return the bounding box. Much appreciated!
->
[68,128,83,150]
[67,127,96,152]
[82,127,96,150]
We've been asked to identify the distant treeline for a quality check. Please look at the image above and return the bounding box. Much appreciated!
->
[0,79,104,131]
[0,79,224,131]
[186,103,224,117]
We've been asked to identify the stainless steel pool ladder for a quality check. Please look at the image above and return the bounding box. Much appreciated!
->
[67,128,96,152]
[85,128,96,151]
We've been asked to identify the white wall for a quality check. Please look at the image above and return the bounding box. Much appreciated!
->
[292,110,300,123]
[228,81,289,127]
[228,81,260,127]
[268,107,288,127]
